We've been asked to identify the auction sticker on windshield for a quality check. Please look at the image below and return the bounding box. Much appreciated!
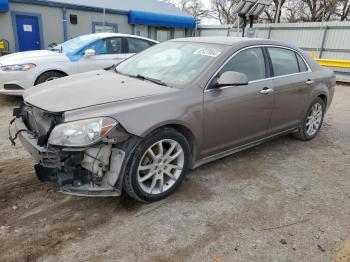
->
[194,48,221,58]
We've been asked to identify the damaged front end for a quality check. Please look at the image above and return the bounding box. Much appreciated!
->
[9,104,132,197]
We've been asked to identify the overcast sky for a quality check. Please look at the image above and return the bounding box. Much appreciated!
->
[171,0,219,24]
[202,0,210,8]
[201,0,218,24]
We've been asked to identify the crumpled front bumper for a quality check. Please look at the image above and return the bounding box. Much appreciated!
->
[14,117,61,168]
[11,115,128,197]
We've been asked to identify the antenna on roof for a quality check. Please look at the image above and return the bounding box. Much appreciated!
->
[233,0,271,37]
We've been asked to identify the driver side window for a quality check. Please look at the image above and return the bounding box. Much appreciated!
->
[219,47,266,82]
[83,39,107,55]
[81,38,123,55]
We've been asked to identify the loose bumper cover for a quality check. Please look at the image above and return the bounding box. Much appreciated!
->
[9,109,128,197]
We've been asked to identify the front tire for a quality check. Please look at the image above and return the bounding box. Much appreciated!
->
[35,71,65,85]
[123,128,191,202]
[293,97,325,141]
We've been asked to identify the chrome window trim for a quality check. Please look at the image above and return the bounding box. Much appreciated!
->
[204,44,312,93]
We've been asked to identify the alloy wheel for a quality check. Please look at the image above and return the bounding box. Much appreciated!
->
[137,139,185,195]
[305,102,323,136]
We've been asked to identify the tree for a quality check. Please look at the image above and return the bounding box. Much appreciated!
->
[179,0,349,25]
[210,0,239,24]
[284,1,305,22]
[335,0,350,20]
[264,0,345,23]
[170,0,209,24]
[210,0,288,24]
[263,0,287,23]
[297,0,338,22]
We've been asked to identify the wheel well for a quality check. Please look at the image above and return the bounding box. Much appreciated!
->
[34,70,68,85]
[165,124,197,162]
[318,94,328,108]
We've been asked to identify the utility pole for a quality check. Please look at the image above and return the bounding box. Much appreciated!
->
[237,13,240,37]
[275,0,281,23]
[102,7,106,28]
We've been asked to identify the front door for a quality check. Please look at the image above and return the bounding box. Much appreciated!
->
[15,14,41,51]
[203,47,274,156]
[76,37,128,73]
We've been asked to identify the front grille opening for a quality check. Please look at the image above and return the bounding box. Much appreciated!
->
[22,104,63,146]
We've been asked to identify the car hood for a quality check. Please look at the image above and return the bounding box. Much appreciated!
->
[0,50,64,65]
[24,70,176,113]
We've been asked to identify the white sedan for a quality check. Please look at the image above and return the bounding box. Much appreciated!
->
[0,33,158,96]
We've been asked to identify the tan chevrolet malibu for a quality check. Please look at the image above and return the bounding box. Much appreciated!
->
[9,37,335,202]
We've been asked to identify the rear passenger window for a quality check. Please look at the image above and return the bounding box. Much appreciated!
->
[268,48,300,76]
[219,47,266,82]
[105,38,122,54]
[297,53,308,72]
[127,38,152,53]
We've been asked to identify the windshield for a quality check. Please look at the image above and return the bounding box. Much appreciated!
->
[116,41,227,86]
[50,35,100,54]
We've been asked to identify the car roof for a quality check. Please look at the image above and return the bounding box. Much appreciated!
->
[87,33,159,43]
[170,37,290,47]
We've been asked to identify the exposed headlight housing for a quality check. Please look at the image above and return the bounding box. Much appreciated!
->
[1,63,36,71]
[48,117,117,147]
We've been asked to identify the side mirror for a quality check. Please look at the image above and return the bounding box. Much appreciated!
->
[84,49,96,57]
[214,71,248,88]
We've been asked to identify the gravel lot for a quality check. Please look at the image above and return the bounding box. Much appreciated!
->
[0,85,349,262]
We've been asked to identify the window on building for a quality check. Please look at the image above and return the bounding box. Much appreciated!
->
[219,48,266,82]
[174,29,185,39]
[70,14,78,25]
[135,25,149,38]
[93,22,118,33]
[127,38,153,53]
[156,29,171,42]
[268,48,300,76]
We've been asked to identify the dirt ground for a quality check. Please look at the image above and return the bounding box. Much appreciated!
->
[0,85,349,262]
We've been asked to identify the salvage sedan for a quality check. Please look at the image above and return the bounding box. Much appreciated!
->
[0,33,157,96]
[9,37,335,202]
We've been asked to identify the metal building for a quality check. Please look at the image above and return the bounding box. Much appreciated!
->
[0,0,196,53]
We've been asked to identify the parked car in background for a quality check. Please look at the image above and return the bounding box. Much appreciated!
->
[10,37,335,202]
[0,33,158,96]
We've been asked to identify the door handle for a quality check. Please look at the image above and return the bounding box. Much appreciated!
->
[306,79,314,85]
[260,87,274,94]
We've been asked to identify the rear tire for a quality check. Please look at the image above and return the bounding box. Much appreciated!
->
[123,128,191,202]
[35,71,65,85]
[293,97,325,141]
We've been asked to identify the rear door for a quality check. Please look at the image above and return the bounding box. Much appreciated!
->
[202,47,274,156]
[266,47,313,133]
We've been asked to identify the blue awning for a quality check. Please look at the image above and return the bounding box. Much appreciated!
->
[0,0,9,12]
[129,10,196,29]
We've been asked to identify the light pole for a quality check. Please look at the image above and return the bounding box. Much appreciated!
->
[275,0,281,23]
